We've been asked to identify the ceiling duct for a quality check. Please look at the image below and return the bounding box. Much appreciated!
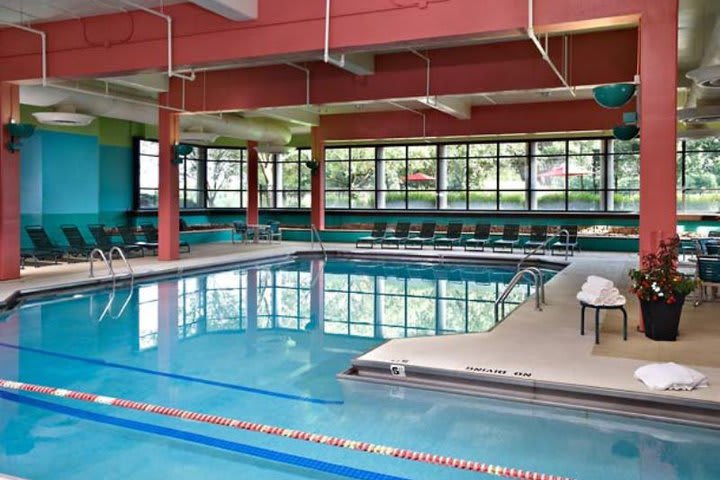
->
[678,126,720,139]
[32,104,96,127]
[20,85,292,145]
[678,104,720,123]
[686,65,720,88]
[179,131,221,145]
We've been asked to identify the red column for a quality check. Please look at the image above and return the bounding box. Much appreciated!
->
[638,1,678,256]
[158,94,180,261]
[246,141,259,225]
[0,83,21,280]
[310,127,325,230]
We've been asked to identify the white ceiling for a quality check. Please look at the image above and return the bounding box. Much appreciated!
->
[0,0,184,23]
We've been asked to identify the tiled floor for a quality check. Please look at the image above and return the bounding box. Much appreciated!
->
[3,242,719,408]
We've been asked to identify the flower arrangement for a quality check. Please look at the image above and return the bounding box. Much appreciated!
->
[629,235,696,304]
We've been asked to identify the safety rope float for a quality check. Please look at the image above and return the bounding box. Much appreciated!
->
[0,378,576,480]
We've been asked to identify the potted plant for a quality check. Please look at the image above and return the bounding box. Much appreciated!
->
[629,235,697,341]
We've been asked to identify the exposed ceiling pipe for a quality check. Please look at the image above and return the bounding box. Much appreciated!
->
[527,0,575,97]
[119,0,196,82]
[21,85,292,144]
[323,0,346,68]
[0,21,46,86]
[285,63,311,105]
[409,49,431,102]
[387,100,427,139]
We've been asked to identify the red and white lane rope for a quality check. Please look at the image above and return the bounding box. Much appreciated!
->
[0,378,575,480]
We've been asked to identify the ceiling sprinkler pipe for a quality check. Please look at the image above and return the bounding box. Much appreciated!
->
[0,22,46,86]
[118,0,195,82]
[323,0,345,68]
[527,0,575,97]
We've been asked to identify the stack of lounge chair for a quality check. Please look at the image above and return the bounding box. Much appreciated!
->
[352,222,582,255]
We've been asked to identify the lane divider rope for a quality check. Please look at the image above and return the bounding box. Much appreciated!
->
[0,378,576,480]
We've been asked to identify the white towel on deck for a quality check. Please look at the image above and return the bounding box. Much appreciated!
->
[634,363,709,391]
[586,275,614,290]
[577,289,624,306]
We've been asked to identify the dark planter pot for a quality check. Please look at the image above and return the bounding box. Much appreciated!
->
[640,296,685,341]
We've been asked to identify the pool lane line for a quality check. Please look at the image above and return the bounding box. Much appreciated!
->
[0,342,343,405]
[0,378,576,480]
[0,390,408,480]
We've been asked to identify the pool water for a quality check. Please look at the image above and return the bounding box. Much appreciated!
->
[0,258,718,480]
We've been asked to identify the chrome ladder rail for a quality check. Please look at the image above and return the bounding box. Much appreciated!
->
[109,246,135,281]
[517,228,571,269]
[494,267,544,322]
[89,248,114,282]
[310,224,327,261]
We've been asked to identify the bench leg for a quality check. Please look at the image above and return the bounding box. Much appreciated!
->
[581,305,586,336]
[595,308,600,345]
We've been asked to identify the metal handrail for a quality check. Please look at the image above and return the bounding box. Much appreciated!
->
[522,266,546,305]
[109,246,135,279]
[89,248,114,280]
[310,224,327,261]
[517,228,571,269]
[494,267,543,322]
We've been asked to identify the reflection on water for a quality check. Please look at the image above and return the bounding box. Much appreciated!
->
[132,259,545,350]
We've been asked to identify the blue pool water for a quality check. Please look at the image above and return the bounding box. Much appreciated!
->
[0,258,718,480]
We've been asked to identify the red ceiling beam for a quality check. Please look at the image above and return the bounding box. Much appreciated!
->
[0,0,642,82]
[319,99,630,141]
[181,29,637,112]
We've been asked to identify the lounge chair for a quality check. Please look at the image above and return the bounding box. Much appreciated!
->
[492,224,520,253]
[89,224,144,257]
[140,223,191,253]
[258,221,282,243]
[523,225,548,255]
[433,222,464,250]
[694,256,720,306]
[464,224,491,251]
[23,225,64,266]
[551,225,579,256]
[405,222,436,249]
[382,222,411,249]
[232,221,248,244]
[60,224,97,258]
[356,222,387,248]
[117,225,154,255]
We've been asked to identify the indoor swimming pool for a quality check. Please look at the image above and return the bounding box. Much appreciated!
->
[0,257,718,480]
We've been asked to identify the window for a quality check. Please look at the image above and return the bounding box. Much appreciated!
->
[206,148,244,208]
[325,147,377,209]
[679,138,720,212]
[609,138,639,212]
[138,140,160,208]
[276,148,312,208]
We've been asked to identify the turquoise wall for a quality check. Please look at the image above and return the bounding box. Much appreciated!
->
[19,123,135,248]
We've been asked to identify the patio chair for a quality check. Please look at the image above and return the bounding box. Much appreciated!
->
[405,222,436,249]
[232,221,248,244]
[491,224,520,253]
[464,223,491,251]
[694,256,720,306]
[117,225,153,255]
[356,222,387,249]
[551,225,579,256]
[433,222,464,250]
[89,224,144,257]
[381,222,411,249]
[60,224,97,258]
[257,221,282,243]
[523,225,549,255]
[23,225,64,265]
[140,223,191,253]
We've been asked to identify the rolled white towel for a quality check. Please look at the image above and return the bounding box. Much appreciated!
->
[598,287,621,305]
[577,290,602,305]
[581,282,613,297]
[586,275,614,290]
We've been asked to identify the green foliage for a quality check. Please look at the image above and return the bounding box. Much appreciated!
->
[629,236,697,304]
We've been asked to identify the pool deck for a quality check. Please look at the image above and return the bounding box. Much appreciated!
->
[2,241,719,424]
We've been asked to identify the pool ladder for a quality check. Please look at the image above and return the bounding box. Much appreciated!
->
[494,267,546,322]
[310,224,327,261]
[89,247,135,322]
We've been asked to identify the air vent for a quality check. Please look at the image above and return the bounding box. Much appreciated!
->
[32,112,96,127]
[678,105,720,124]
[686,65,720,89]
